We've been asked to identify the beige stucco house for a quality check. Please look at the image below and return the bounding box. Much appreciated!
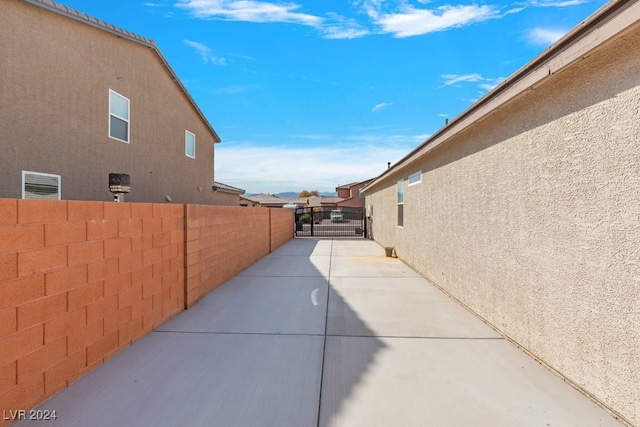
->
[364,1,640,424]
[336,179,373,208]
[0,0,222,205]
[212,181,246,206]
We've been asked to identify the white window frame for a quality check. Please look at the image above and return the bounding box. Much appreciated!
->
[185,130,196,158]
[408,171,422,186]
[109,89,130,143]
[397,179,404,227]
[22,171,61,200]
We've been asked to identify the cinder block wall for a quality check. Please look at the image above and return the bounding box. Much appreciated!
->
[269,208,295,253]
[184,205,271,308]
[0,199,294,424]
[0,199,185,420]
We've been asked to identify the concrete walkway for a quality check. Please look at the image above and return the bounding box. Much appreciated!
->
[19,238,623,427]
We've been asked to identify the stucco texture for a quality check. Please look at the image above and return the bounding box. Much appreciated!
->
[0,0,218,204]
[367,21,640,425]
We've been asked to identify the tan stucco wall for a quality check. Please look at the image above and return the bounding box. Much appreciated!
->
[0,0,218,204]
[337,183,369,208]
[211,192,240,206]
[367,21,640,425]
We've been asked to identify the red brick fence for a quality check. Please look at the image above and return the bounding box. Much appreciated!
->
[0,199,293,423]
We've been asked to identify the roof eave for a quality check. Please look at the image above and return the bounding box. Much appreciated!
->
[23,0,221,143]
[363,0,638,193]
[212,185,245,195]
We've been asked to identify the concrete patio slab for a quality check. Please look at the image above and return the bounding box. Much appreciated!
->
[330,240,386,257]
[238,254,331,278]
[16,238,624,427]
[270,238,333,256]
[157,275,329,335]
[327,277,501,338]
[19,332,323,427]
[330,255,421,278]
[320,336,623,427]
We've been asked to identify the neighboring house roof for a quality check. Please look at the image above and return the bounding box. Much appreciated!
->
[242,193,350,208]
[245,193,283,204]
[212,182,245,195]
[242,194,297,206]
[336,178,374,203]
[284,198,308,205]
[364,0,637,193]
[337,179,374,190]
[24,0,221,143]
[336,182,360,189]
[320,197,344,204]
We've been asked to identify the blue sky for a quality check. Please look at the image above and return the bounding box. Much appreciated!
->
[60,0,607,194]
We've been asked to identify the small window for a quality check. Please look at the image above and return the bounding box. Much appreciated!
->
[408,171,422,186]
[109,90,130,143]
[185,131,196,158]
[397,179,404,227]
[22,171,61,200]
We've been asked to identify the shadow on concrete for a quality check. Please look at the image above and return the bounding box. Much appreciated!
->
[16,237,385,427]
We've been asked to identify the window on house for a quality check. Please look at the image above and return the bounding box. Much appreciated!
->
[109,90,129,143]
[397,179,404,227]
[185,131,195,158]
[22,171,61,200]
[408,171,422,186]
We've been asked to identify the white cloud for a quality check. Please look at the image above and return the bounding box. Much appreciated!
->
[371,4,500,37]
[372,102,391,112]
[441,73,504,93]
[175,0,584,41]
[214,135,424,193]
[176,1,506,39]
[183,40,227,65]
[441,73,483,86]
[478,82,499,91]
[321,12,370,39]
[175,0,322,26]
[528,0,588,7]
[526,27,567,45]
[323,25,370,39]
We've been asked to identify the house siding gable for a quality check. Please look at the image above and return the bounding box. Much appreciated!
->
[0,0,218,204]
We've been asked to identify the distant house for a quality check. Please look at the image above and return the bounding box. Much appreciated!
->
[242,193,307,208]
[336,179,374,208]
[239,195,259,208]
[0,0,222,204]
[212,182,246,206]
[242,185,373,210]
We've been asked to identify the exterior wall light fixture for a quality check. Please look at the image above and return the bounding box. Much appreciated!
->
[109,173,131,202]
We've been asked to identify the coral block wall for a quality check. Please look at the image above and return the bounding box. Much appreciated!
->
[269,208,294,253]
[0,199,185,421]
[184,205,270,308]
[0,199,294,424]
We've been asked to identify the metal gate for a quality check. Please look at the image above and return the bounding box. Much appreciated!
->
[295,207,365,237]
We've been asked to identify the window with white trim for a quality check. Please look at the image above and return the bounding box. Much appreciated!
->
[397,179,404,227]
[185,131,196,158]
[22,171,61,200]
[109,90,130,143]
[408,171,422,186]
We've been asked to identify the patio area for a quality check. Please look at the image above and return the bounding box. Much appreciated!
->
[17,238,623,426]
